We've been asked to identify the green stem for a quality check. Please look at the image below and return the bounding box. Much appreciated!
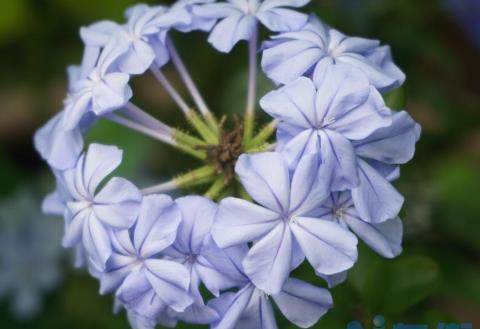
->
[247,143,274,154]
[243,112,255,145]
[204,177,226,200]
[204,111,219,134]
[186,110,218,144]
[246,119,278,150]
[176,165,216,188]
[172,129,207,148]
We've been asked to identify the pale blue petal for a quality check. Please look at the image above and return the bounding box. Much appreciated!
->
[213,198,280,248]
[354,111,421,164]
[34,111,84,171]
[209,285,255,329]
[365,45,406,92]
[316,271,348,288]
[351,159,404,223]
[243,223,292,295]
[273,278,333,327]
[235,153,290,212]
[117,40,156,75]
[261,38,323,84]
[257,8,307,32]
[208,14,257,53]
[314,65,371,127]
[289,154,330,215]
[41,190,65,216]
[91,72,132,115]
[144,259,194,312]
[290,217,358,275]
[82,214,112,266]
[260,77,317,128]
[174,196,217,254]
[344,214,403,258]
[319,130,359,191]
[200,237,249,286]
[93,177,141,229]
[117,270,165,320]
[134,195,181,258]
[83,144,123,196]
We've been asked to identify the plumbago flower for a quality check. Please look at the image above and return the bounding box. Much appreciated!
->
[34,1,420,328]
[261,14,405,92]
[194,0,311,52]
[212,152,358,295]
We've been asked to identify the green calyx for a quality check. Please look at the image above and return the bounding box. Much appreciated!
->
[171,111,276,200]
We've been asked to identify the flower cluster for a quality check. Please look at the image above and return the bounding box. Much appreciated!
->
[35,1,420,328]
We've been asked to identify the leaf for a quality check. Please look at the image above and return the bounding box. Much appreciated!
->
[349,246,441,316]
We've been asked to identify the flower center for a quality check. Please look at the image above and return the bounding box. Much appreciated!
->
[333,207,345,221]
[197,116,244,184]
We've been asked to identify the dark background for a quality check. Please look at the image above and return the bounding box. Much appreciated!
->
[0,0,479,328]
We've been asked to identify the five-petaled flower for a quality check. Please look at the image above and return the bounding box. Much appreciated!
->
[262,14,405,92]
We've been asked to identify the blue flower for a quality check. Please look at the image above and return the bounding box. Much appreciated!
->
[349,110,421,223]
[162,196,247,324]
[62,40,133,130]
[100,194,194,322]
[194,0,311,52]
[209,278,333,329]
[261,64,392,192]
[54,144,142,267]
[34,66,95,171]
[111,4,193,75]
[261,15,405,92]
[213,152,358,295]
[170,0,218,33]
[315,191,403,259]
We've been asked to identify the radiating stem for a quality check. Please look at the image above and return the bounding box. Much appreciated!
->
[142,165,216,195]
[248,143,276,153]
[150,66,190,114]
[106,114,206,159]
[121,102,171,132]
[167,38,218,131]
[243,23,259,144]
[205,177,226,200]
[246,119,278,150]
[186,110,218,144]
[172,129,207,148]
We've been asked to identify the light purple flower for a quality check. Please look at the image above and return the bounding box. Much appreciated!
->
[314,191,403,259]
[261,64,392,192]
[170,0,218,32]
[349,111,421,223]
[34,66,96,171]
[62,39,133,130]
[162,196,247,324]
[209,278,333,329]
[101,194,193,322]
[111,4,192,75]
[212,152,358,295]
[34,111,84,171]
[194,0,311,52]
[261,15,405,92]
[56,144,142,267]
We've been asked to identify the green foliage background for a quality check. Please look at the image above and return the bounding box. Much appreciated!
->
[0,0,479,328]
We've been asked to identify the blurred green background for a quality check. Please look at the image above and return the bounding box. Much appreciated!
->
[0,0,479,328]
